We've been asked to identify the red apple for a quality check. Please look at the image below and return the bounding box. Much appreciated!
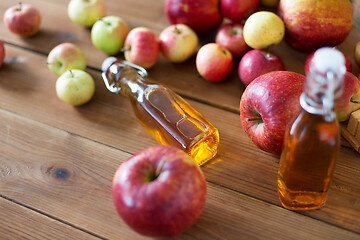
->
[335,72,360,122]
[159,24,199,63]
[305,49,352,75]
[215,22,250,59]
[47,43,87,76]
[165,0,223,34]
[3,3,41,37]
[278,0,353,52]
[238,49,285,86]
[196,43,233,82]
[0,41,5,67]
[240,71,306,154]
[124,27,160,69]
[220,0,259,21]
[112,145,207,238]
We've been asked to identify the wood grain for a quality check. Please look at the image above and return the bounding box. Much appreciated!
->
[0,0,360,239]
[0,108,359,240]
[0,197,102,240]
[1,43,360,233]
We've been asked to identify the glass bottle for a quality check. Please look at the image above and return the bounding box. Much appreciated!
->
[101,57,219,166]
[277,47,346,210]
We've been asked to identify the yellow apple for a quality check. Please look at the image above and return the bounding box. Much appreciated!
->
[68,0,106,27]
[243,11,285,49]
[159,24,199,63]
[56,69,95,106]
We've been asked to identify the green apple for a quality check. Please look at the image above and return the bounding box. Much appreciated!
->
[47,43,87,76]
[67,0,106,27]
[56,69,95,106]
[91,16,130,55]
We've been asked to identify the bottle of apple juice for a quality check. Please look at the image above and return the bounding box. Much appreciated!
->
[101,57,219,166]
[277,47,346,210]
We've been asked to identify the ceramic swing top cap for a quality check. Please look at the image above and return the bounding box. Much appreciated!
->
[101,56,118,72]
[312,47,346,74]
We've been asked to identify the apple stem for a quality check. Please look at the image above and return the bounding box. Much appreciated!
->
[97,18,111,26]
[351,99,360,104]
[155,158,166,178]
[246,117,262,122]
[174,25,181,34]
[69,69,74,77]
[230,27,241,36]
[121,47,131,52]
[17,2,22,11]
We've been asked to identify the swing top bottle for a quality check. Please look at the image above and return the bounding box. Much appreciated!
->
[101,57,219,166]
[277,47,346,210]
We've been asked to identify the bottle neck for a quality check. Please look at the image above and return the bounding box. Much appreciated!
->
[117,67,145,97]
[301,70,342,122]
[106,63,147,98]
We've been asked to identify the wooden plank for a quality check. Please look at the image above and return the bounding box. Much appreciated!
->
[0,197,101,240]
[0,45,360,234]
[1,0,360,236]
[0,108,359,240]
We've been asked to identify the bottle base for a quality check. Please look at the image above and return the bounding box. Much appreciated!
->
[278,179,328,211]
[189,132,219,166]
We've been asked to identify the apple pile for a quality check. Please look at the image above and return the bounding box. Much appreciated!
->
[65,0,200,69]
[161,0,357,154]
[165,0,287,83]
[46,42,95,106]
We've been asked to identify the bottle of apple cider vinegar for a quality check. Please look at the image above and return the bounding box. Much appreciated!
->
[277,47,346,210]
[101,57,219,166]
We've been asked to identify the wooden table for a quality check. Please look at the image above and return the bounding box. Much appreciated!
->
[0,0,359,239]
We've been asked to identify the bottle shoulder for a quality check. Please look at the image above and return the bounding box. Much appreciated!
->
[288,108,339,140]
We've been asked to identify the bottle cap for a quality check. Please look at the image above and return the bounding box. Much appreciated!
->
[101,56,118,72]
[312,47,346,74]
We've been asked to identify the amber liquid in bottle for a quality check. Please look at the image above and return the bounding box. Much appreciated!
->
[278,107,340,210]
[277,47,345,210]
[103,60,219,166]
